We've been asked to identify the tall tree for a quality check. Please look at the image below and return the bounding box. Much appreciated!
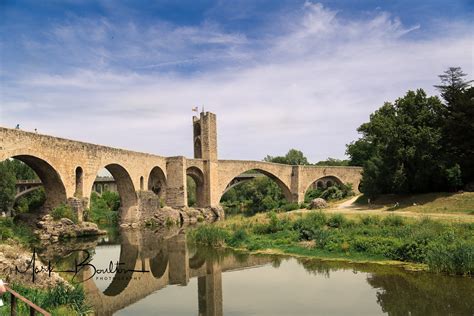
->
[435,67,474,184]
[347,89,451,196]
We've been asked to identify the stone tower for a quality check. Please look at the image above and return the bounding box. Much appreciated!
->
[193,111,217,161]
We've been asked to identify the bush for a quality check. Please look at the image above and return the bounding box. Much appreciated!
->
[382,215,405,227]
[280,202,299,212]
[51,204,77,223]
[228,228,248,247]
[193,225,230,247]
[327,214,346,228]
[395,241,428,262]
[426,241,474,276]
[360,215,380,226]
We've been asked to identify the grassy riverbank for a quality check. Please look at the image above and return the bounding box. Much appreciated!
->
[190,211,474,276]
[0,218,91,315]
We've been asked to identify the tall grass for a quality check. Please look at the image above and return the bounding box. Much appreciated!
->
[193,213,474,276]
[3,282,92,315]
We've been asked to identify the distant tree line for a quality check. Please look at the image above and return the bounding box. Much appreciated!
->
[346,67,473,197]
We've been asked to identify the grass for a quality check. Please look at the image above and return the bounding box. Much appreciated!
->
[189,211,474,276]
[2,282,92,315]
[356,192,474,214]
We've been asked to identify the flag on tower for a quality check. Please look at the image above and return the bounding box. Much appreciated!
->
[192,106,198,112]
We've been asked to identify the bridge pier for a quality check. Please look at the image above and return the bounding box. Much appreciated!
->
[165,157,187,208]
[290,165,304,204]
[168,232,190,285]
[198,262,223,316]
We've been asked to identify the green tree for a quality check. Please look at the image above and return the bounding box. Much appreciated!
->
[5,159,37,180]
[0,161,16,212]
[264,149,309,165]
[435,67,474,185]
[347,89,450,197]
[314,158,349,166]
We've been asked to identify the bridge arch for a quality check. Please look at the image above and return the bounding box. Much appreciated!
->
[187,166,205,207]
[7,155,67,210]
[93,163,138,223]
[305,175,343,193]
[149,247,169,279]
[218,167,292,204]
[148,166,167,200]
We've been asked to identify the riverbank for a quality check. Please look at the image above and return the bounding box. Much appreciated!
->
[189,210,474,276]
[0,217,96,314]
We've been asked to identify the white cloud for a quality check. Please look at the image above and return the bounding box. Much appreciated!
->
[1,2,472,162]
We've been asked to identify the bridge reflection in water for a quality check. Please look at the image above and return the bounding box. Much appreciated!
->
[75,229,271,316]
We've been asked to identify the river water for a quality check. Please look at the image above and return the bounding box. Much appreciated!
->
[47,228,473,316]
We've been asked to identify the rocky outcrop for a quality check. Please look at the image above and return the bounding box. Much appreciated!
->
[0,243,69,289]
[120,205,225,228]
[34,215,106,242]
[309,198,328,209]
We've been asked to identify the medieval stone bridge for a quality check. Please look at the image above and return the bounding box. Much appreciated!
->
[0,112,362,222]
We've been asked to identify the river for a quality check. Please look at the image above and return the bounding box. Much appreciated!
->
[43,227,473,316]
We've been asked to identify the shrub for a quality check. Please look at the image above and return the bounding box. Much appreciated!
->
[360,215,380,226]
[395,241,428,262]
[280,202,299,212]
[382,215,405,227]
[293,212,327,240]
[193,225,230,247]
[352,236,401,258]
[299,202,308,209]
[327,214,346,228]
[51,204,77,223]
[228,228,248,247]
[426,241,474,276]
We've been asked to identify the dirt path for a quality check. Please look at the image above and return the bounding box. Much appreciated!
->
[298,195,474,223]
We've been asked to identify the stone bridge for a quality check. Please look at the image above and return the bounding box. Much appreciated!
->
[0,112,362,222]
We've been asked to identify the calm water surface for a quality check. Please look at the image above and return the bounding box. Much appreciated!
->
[47,228,473,316]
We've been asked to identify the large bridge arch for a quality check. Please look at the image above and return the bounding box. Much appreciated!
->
[89,163,138,223]
[215,161,294,204]
[5,155,67,210]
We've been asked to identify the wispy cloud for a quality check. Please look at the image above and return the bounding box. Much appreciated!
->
[1,2,472,162]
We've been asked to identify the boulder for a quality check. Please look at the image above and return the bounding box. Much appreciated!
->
[309,198,328,209]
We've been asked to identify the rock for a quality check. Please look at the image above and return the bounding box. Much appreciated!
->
[60,218,74,225]
[131,223,139,229]
[309,198,328,209]
[34,215,106,242]
[0,243,71,290]
[211,206,225,218]
[39,233,51,240]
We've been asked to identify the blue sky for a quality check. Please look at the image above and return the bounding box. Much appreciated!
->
[0,1,472,162]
